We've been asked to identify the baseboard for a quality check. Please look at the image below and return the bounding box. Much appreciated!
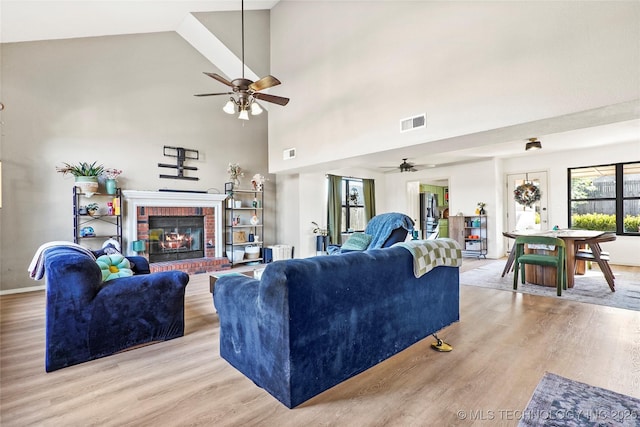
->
[0,284,45,295]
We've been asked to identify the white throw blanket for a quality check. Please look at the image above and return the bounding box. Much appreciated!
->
[394,238,463,278]
[28,241,96,280]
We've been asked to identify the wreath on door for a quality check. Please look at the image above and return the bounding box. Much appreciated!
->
[514,182,541,207]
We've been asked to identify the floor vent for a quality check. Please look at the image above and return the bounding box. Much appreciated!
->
[400,114,426,132]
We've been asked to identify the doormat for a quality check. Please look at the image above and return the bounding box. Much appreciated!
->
[518,372,640,426]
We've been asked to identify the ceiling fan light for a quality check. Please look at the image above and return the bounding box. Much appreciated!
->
[250,101,263,115]
[223,100,236,114]
[525,138,542,151]
[238,108,250,121]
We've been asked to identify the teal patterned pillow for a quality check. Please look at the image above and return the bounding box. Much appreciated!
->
[341,232,373,251]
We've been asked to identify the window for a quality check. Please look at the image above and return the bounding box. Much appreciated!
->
[568,162,640,235]
[341,178,366,232]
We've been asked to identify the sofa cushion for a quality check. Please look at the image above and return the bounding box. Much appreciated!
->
[96,254,134,282]
[340,232,373,251]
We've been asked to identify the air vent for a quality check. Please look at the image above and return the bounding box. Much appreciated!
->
[283,148,296,160]
[400,114,426,132]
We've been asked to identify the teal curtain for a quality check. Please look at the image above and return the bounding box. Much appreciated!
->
[363,178,376,222]
[327,174,343,245]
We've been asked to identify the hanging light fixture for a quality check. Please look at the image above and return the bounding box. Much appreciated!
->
[194,0,289,120]
[525,138,542,151]
[238,107,250,121]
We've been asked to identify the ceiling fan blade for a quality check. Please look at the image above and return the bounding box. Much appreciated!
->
[194,92,233,97]
[203,72,234,87]
[249,75,281,92]
[253,92,290,106]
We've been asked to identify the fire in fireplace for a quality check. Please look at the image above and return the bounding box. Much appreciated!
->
[148,216,204,262]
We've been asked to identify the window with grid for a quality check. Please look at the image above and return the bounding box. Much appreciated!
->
[568,162,640,235]
[340,178,366,232]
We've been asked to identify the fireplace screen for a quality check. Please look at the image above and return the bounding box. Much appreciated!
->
[148,216,204,262]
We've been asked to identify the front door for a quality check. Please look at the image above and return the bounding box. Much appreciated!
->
[505,171,549,252]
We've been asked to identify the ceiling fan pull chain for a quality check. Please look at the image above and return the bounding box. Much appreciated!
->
[241,0,245,79]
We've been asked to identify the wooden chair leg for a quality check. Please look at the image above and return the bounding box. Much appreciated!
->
[502,249,515,277]
[513,262,524,290]
[591,244,615,292]
[556,260,564,297]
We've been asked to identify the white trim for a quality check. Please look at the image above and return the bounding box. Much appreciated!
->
[0,285,45,295]
[122,191,227,257]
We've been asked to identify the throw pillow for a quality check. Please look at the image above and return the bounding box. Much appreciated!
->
[340,232,373,251]
[92,243,119,258]
[96,254,134,282]
[92,243,135,270]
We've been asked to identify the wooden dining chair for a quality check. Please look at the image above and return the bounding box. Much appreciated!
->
[513,236,567,296]
[574,232,616,292]
[501,231,516,277]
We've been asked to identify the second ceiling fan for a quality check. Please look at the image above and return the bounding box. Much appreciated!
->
[195,0,289,120]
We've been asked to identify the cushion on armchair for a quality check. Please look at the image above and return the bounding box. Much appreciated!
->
[340,232,373,251]
[96,254,134,281]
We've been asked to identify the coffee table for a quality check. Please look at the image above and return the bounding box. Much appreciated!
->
[209,268,265,293]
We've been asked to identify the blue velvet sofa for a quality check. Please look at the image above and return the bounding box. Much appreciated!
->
[41,246,189,372]
[213,244,460,408]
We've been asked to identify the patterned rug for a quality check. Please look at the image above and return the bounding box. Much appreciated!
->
[519,372,640,426]
[460,260,640,311]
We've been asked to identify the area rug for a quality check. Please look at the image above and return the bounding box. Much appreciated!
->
[519,372,640,426]
[460,260,640,311]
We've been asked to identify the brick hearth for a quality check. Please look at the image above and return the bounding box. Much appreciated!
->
[150,258,230,275]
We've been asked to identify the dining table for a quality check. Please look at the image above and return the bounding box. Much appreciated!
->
[502,229,615,289]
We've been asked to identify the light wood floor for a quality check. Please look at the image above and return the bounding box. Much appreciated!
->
[2,259,639,426]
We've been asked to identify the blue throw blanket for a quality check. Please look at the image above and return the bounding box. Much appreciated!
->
[365,212,414,249]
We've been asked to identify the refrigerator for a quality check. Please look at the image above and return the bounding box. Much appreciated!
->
[419,192,440,239]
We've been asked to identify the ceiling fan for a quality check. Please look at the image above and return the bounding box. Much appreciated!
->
[398,158,417,172]
[380,158,433,173]
[194,0,289,120]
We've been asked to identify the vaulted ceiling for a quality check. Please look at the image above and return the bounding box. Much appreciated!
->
[2,0,638,173]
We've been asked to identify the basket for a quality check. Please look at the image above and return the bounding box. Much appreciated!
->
[231,249,245,263]
[245,246,260,260]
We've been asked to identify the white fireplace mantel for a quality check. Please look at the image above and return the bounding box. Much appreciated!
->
[122,190,228,257]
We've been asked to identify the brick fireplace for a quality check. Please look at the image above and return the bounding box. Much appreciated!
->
[122,191,229,275]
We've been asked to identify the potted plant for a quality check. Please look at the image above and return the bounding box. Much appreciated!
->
[56,161,104,197]
[227,163,244,187]
[86,202,99,216]
[311,221,330,254]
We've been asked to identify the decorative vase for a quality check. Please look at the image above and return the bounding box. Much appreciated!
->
[105,179,117,195]
[75,176,99,197]
[233,177,241,188]
[479,208,486,215]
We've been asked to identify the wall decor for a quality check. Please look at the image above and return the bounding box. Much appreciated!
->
[514,182,541,207]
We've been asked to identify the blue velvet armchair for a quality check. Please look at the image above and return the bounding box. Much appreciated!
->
[41,246,189,372]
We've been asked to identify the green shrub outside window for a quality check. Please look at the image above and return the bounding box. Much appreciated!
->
[569,162,640,235]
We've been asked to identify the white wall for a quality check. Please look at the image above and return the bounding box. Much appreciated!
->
[0,12,274,292]
[276,140,640,265]
[268,1,639,266]
[269,1,640,174]
[277,168,388,258]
